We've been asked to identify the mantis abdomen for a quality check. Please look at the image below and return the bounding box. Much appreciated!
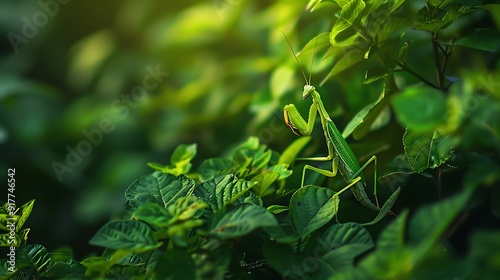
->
[325,116,379,212]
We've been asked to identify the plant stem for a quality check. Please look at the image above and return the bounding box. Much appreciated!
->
[441,45,451,89]
[437,169,442,199]
[432,32,445,89]
[397,62,439,89]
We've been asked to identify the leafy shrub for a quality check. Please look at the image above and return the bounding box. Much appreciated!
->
[2,0,500,279]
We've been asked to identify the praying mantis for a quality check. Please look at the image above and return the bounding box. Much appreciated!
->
[281,32,398,214]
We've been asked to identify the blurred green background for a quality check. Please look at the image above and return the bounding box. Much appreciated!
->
[0,0,336,259]
[1,0,499,261]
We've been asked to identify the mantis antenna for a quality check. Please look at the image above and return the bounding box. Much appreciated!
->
[308,35,318,86]
[276,29,310,86]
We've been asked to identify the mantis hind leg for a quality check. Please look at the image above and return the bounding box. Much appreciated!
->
[301,155,380,210]
[300,156,339,188]
[348,155,379,208]
[300,156,339,187]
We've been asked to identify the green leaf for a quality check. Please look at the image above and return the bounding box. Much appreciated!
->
[80,256,112,278]
[267,205,289,214]
[0,233,11,247]
[392,85,447,131]
[232,137,259,165]
[297,33,331,56]
[167,220,204,242]
[268,163,293,180]
[263,242,335,278]
[125,172,195,210]
[483,4,500,30]
[290,186,338,236]
[249,149,273,176]
[453,28,500,52]
[231,137,273,178]
[132,203,173,228]
[403,129,453,172]
[321,48,366,84]
[16,199,35,231]
[0,214,18,232]
[134,197,207,240]
[155,248,196,280]
[263,222,300,244]
[103,265,145,279]
[0,231,28,247]
[83,252,146,280]
[441,0,488,8]
[332,0,366,43]
[364,65,389,84]
[148,143,197,176]
[378,153,414,187]
[192,239,230,280]
[326,266,372,279]
[414,5,469,32]
[271,65,295,100]
[242,191,264,206]
[469,230,500,278]
[408,189,473,254]
[42,253,86,278]
[198,158,236,181]
[89,220,162,252]
[354,247,413,280]
[464,160,500,189]
[261,243,295,274]
[330,19,359,47]
[306,0,331,11]
[342,94,389,140]
[251,172,280,197]
[398,42,410,62]
[278,136,311,166]
[194,174,257,215]
[147,162,167,171]
[210,204,278,239]
[167,196,208,222]
[16,244,51,274]
[322,243,374,272]
[362,187,401,226]
[366,35,402,70]
[377,209,409,251]
[171,143,197,168]
[320,223,374,251]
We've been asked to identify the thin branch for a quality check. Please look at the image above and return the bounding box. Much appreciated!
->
[397,62,440,89]
[441,53,450,84]
[437,43,447,55]
[440,45,452,91]
[432,32,444,89]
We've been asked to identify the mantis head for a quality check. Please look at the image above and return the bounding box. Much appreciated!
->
[303,84,315,99]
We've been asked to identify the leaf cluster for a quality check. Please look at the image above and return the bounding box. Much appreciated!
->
[1,0,500,279]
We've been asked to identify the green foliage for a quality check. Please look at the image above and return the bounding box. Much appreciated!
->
[0,200,34,247]
[290,186,338,236]
[403,129,453,172]
[147,144,197,176]
[393,85,447,131]
[0,244,86,279]
[1,0,500,279]
[336,189,476,279]
[89,220,162,252]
